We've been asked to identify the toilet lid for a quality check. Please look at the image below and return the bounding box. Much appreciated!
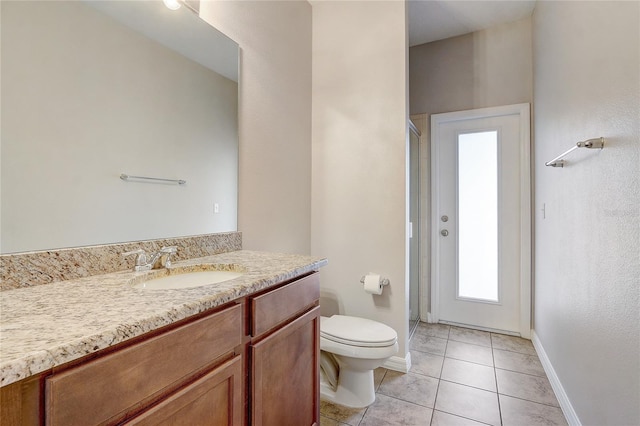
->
[321,315,397,347]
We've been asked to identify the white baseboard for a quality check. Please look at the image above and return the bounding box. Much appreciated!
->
[531,330,581,426]
[382,352,411,373]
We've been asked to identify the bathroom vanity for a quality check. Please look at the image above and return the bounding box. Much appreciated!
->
[0,250,326,425]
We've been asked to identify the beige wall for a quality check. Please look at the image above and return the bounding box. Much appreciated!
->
[533,2,639,424]
[1,1,238,253]
[409,17,533,314]
[410,17,532,116]
[200,1,312,254]
[311,1,409,361]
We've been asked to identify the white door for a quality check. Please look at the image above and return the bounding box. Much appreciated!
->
[431,104,531,337]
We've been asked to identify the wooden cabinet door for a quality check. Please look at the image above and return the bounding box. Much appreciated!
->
[125,355,242,426]
[251,307,320,426]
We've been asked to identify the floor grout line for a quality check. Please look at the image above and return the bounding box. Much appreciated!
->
[496,392,563,408]
[428,340,446,426]
[491,335,505,426]
[493,365,548,378]
[431,408,495,426]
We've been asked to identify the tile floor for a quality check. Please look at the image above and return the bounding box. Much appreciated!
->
[320,322,568,426]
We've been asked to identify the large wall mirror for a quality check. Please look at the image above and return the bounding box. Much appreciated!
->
[1,0,239,254]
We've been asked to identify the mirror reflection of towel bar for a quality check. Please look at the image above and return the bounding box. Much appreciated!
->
[545,137,605,168]
[120,173,186,185]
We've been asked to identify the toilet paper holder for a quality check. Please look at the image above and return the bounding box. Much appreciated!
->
[359,275,390,287]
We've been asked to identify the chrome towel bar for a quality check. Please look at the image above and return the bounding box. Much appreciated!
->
[545,137,605,167]
[120,173,186,185]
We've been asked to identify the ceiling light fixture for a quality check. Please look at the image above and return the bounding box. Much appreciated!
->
[162,0,181,11]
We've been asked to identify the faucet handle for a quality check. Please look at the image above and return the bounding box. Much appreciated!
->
[122,249,148,266]
[159,246,178,268]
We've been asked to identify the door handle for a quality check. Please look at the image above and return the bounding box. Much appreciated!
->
[440,229,449,237]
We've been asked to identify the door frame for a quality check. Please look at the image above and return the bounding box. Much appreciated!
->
[430,103,531,338]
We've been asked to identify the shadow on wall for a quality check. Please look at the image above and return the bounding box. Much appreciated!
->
[320,290,342,317]
[372,289,392,309]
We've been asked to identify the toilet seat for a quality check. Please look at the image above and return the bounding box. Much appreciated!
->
[321,315,397,348]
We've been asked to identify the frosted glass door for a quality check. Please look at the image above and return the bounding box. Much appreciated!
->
[431,104,531,335]
[457,131,498,302]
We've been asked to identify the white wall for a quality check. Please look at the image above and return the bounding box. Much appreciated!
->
[311,1,409,359]
[200,1,312,255]
[1,1,238,253]
[533,2,639,424]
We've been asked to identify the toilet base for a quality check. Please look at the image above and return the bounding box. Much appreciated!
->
[319,367,376,408]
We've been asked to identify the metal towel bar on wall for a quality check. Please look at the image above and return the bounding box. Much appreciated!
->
[545,137,605,168]
[120,174,186,185]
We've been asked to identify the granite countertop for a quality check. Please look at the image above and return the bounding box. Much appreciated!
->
[0,250,328,387]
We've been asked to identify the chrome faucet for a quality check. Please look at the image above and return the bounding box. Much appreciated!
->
[123,246,177,271]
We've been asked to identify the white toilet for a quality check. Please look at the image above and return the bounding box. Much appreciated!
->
[319,315,398,408]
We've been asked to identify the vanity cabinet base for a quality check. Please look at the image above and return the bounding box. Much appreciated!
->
[1,272,320,426]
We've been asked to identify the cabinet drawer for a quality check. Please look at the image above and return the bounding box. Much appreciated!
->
[251,273,319,337]
[45,304,242,426]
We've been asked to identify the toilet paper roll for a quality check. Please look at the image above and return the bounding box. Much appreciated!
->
[364,273,383,295]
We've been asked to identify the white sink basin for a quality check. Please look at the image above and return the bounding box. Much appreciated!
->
[132,265,244,290]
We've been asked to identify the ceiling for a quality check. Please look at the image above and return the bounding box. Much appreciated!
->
[408,0,537,47]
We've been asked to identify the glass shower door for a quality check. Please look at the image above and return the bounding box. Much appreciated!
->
[409,122,421,336]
